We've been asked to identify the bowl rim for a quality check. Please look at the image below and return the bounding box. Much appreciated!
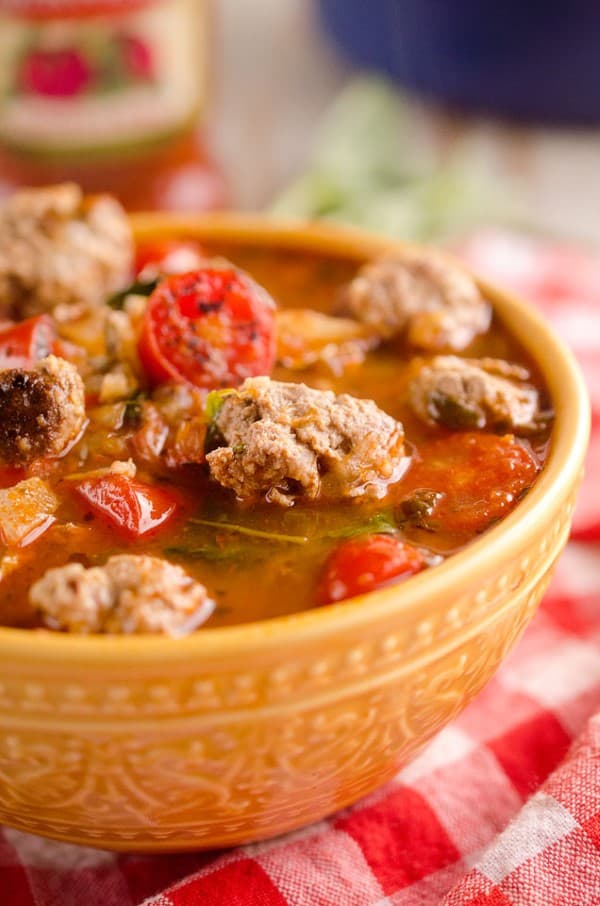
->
[0,214,590,664]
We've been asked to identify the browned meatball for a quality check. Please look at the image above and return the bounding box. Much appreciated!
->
[341,250,491,351]
[0,183,133,317]
[30,555,215,636]
[409,356,540,433]
[206,377,406,506]
[0,355,85,464]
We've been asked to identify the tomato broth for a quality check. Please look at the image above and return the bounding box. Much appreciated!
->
[0,239,552,631]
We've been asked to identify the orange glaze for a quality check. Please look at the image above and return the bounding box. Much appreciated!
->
[0,244,552,630]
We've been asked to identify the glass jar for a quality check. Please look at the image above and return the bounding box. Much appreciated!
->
[0,0,227,210]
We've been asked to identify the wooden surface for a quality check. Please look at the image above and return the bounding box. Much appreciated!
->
[208,0,599,243]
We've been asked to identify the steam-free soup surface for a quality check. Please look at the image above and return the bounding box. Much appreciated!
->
[0,236,551,631]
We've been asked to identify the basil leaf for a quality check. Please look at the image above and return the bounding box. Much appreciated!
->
[107,278,158,311]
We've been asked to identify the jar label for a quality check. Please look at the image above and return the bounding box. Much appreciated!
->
[0,0,205,153]
[0,2,152,16]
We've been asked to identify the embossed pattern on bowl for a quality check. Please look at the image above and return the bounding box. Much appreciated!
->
[0,217,589,851]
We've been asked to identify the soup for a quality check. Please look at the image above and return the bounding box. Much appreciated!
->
[0,185,552,634]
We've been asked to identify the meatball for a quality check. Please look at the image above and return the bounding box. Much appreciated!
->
[341,250,491,351]
[30,555,215,636]
[0,183,133,317]
[0,355,86,464]
[409,356,540,433]
[206,377,406,506]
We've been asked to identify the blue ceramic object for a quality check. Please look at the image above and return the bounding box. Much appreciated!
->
[318,0,600,124]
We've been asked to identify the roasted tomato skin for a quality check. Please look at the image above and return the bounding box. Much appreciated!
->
[0,315,55,369]
[138,267,277,389]
[74,474,180,540]
[317,534,426,605]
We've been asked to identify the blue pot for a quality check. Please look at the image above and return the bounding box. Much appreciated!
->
[318,0,600,124]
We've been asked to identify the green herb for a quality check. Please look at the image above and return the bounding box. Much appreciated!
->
[396,490,444,532]
[205,388,237,422]
[107,278,159,311]
[164,544,267,564]
[187,518,309,545]
[204,389,238,452]
[168,508,400,568]
[187,510,398,545]
[123,391,148,427]
[323,510,397,540]
[428,392,484,430]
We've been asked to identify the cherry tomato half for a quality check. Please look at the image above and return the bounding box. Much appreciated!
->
[0,315,55,369]
[74,474,180,540]
[138,267,277,389]
[317,534,425,605]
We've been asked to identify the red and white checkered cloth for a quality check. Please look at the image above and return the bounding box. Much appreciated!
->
[2,232,600,906]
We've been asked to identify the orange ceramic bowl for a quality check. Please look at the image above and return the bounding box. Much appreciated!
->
[0,216,590,852]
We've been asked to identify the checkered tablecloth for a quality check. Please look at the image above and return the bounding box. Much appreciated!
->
[2,232,600,905]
